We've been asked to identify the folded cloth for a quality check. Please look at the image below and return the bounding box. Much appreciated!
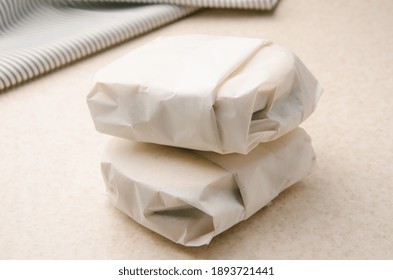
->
[94,0,279,10]
[87,35,322,154]
[0,0,196,91]
[100,128,315,246]
[0,0,278,92]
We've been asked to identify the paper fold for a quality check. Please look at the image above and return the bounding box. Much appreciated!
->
[87,35,322,154]
[100,128,315,246]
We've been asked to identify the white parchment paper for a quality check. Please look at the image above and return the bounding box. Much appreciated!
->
[87,35,322,154]
[100,128,315,246]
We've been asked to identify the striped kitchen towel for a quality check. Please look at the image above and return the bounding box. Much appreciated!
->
[0,0,278,91]
[67,0,279,10]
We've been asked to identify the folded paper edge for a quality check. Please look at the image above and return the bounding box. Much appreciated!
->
[100,128,316,246]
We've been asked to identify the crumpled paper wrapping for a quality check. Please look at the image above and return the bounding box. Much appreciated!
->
[87,35,322,154]
[100,128,315,246]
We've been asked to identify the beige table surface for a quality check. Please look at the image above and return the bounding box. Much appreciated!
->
[1,0,392,259]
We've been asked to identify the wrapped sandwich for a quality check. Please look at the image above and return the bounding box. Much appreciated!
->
[87,35,322,154]
[100,128,315,246]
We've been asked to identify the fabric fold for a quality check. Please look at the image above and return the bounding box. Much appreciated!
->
[63,0,279,10]
[0,0,279,92]
[0,0,197,91]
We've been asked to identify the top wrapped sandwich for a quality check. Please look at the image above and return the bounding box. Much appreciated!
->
[87,35,322,154]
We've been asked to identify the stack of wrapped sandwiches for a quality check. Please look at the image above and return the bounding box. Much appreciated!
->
[87,35,322,246]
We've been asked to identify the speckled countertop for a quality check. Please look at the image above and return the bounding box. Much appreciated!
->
[1,0,392,259]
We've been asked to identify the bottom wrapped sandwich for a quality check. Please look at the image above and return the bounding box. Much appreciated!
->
[100,128,315,246]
